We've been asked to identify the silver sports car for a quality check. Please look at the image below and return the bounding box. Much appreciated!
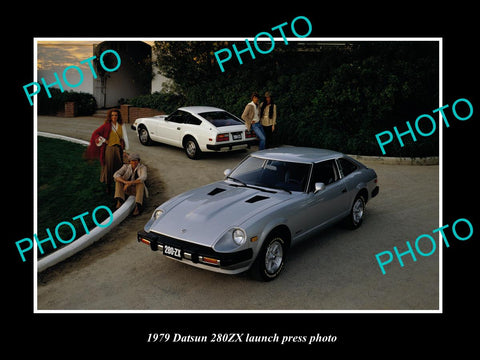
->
[138,147,379,281]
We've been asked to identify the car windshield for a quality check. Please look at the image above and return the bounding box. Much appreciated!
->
[228,156,311,192]
[199,111,244,127]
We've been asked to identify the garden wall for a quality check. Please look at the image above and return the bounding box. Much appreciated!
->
[119,104,165,123]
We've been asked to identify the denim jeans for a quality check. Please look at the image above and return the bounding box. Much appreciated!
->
[252,122,266,150]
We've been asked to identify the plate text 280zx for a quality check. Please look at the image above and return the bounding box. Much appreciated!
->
[163,245,181,259]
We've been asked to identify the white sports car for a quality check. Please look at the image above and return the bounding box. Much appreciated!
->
[131,106,257,159]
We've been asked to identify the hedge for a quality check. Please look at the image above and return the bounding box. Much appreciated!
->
[126,92,185,114]
[38,88,97,116]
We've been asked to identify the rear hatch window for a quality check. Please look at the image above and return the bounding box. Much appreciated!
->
[199,111,244,127]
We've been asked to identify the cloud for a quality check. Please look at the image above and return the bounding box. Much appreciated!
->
[37,42,98,70]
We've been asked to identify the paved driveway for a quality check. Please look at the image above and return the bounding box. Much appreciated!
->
[36,116,440,311]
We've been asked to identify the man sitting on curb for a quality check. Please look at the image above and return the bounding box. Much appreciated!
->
[113,153,148,216]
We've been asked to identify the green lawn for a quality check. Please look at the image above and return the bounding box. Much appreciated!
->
[37,136,115,257]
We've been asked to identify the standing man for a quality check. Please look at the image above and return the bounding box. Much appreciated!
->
[242,92,266,150]
[113,153,148,216]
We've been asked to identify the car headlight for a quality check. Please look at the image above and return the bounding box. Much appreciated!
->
[154,209,164,220]
[232,228,246,246]
[144,209,164,232]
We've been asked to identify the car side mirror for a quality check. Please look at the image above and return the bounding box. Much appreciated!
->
[314,182,326,194]
[224,169,232,177]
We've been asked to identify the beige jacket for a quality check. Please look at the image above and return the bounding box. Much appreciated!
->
[259,102,277,127]
[241,102,259,131]
[113,163,149,197]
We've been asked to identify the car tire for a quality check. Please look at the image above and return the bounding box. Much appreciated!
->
[138,126,152,146]
[183,137,202,160]
[345,194,366,229]
[250,231,287,281]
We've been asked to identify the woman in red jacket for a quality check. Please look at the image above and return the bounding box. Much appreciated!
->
[85,109,129,193]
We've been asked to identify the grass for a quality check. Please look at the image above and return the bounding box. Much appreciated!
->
[37,136,115,257]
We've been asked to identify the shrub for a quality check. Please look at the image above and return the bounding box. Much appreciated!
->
[127,91,185,114]
[38,89,97,116]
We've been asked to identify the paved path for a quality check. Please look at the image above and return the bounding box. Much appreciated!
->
[36,116,440,311]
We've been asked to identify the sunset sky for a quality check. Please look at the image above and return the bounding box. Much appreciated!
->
[37,41,99,70]
[37,40,155,69]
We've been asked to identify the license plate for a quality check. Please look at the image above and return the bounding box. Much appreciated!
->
[232,132,242,140]
[163,245,182,259]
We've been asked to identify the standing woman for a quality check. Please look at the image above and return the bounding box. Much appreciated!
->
[85,109,129,193]
[260,91,277,148]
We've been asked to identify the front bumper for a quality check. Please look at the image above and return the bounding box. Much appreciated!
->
[137,230,253,272]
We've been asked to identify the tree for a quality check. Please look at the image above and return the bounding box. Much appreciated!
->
[94,41,153,107]
[153,41,227,91]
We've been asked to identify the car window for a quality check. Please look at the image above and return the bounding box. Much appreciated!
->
[166,110,186,124]
[199,111,244,127]
[229,156,310,192]
[309,160,339,191]
[185,113,202,125]
[338,158,358,177]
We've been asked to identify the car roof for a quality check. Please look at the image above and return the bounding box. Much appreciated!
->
[252,147,344,164]
[179,106,224,114]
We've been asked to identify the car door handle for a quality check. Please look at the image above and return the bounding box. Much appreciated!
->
[177,127,181,130]
[342,188,347,193]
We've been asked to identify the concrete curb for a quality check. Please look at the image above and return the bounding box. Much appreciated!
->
[37,131,90,146]
[37,132,135,273]
[347,154,439,165]
[37,197,135,272]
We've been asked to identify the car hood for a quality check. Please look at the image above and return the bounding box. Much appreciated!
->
[148,181,290,247]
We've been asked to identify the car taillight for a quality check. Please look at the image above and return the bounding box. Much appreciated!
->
[216,133,229,142]
[245,130,256,138]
